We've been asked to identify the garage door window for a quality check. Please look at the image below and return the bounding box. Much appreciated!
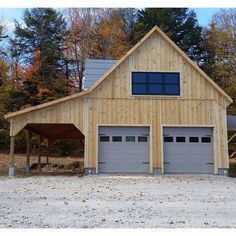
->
[189,137,199,143]
[126,136,135,142]
[164,137,173,142]
[201,137,211,143]
[176,137,186,142]
[138,136,148,142]
[112,136,122,142]
[100,136,110,142]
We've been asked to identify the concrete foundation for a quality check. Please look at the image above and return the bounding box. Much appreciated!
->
[153,167,162,174]
[84,168,96,175]
[9,167,16,177]
[25,165,30,174]
[218,168,229,176]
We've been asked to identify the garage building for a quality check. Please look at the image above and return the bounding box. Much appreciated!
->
[5,26,232,175]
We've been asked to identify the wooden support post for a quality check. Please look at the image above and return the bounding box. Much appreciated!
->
[25,130,32,174]
[47,139,55,166]
[9,136,15,176]
[46,139,50,166]
[37,136,43,172]
[9,136,15,166]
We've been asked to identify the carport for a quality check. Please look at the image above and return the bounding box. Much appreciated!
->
[8,123,84,176]
[4,93,86,176]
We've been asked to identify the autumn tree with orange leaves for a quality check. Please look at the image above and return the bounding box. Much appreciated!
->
[65,8,135,91]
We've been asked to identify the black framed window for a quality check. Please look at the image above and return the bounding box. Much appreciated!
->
[201,137,211,143]
[138,136,148,142]
[112,136,122,142]
[100,136,110,142]
[189,137,199,143]
[164,137,173,142]
[132,72,180,95]
[176,137,186,142]
[126,136,135,142]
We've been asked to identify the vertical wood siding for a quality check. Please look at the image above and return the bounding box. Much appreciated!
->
[9,30,230,173]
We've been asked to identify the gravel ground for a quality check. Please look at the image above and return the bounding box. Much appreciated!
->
[0,175,236,228]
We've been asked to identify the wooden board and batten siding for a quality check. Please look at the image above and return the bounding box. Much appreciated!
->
[5,26,232,174]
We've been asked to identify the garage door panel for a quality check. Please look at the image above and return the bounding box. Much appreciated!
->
[99,159,149,165]
[165,163,213,174]
[99,163,149,173]
[164,127,212,136]
[99,156,149,163]
[98,126,150,173]
[164,146,211,154]
[163,127,213,174]
[164,150,212,157]
[100,147,148,155]
[164,155,212,164]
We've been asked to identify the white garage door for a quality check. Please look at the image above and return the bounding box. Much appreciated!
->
[98,126,150,173]
[163,127,213,174]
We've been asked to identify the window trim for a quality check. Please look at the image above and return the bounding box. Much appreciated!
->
[130,71,182,97]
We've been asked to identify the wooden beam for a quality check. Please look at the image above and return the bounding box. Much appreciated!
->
[228,132,236,143]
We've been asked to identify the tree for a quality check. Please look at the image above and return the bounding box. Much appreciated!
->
[65,8,133,91]
[0,20,8,57]
[11,8,70,106]
[118,8,138,44]
[201,9,236,114]
[134,8,203,63]
[95,9,131,59]
[65,8,99,91]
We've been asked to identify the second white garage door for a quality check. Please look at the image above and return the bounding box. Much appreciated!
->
[163,127,213,174]
[98,126,150,173]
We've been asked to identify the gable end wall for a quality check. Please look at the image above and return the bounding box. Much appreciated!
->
[84,31,229,173]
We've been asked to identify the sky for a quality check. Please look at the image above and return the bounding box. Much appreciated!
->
[0,7,225,31]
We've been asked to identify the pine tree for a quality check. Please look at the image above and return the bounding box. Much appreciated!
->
[11,8,70,106]
[134,8,203,63]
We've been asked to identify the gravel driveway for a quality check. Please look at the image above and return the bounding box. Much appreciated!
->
[0,175,236,228]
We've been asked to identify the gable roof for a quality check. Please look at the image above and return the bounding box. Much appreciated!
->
[5,26,232,119]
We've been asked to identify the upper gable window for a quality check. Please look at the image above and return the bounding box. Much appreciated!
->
[132,72,180,96]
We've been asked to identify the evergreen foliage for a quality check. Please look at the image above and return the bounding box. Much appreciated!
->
[134,8,203,63]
